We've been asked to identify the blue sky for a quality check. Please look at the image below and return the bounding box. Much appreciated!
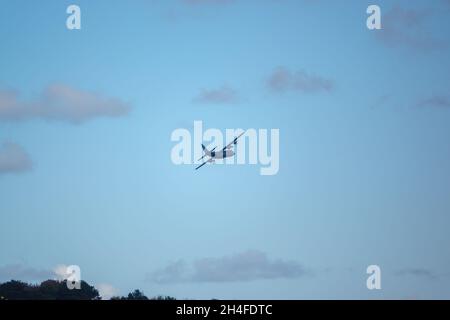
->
[1,0,450,299]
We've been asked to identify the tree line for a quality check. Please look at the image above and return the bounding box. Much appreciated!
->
[0,279,175,300]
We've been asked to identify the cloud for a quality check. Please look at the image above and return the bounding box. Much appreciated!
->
[193,85,239,104]
[0,264,81,283]
[96,283,120,300]
[0,142,32,175]
[416,95,450,109]
[52,264,70,281]
[0,264,53,282]
[1,264,119,299]
[395,268,438,280]
[150,260,190,284]
[375,7,446,51]
[0,84,131,124]
[52,264,81,282]
[267,67,334,94]
[148,250,307,284]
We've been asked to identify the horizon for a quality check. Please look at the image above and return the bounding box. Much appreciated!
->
[1,0,450,300]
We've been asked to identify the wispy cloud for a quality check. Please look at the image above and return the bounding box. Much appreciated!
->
[0,264,119,299]
[267,67,334,94]
[416,95,450,109]
[375,7,446,52]
[0,84,131,124]
[0,142,32,175]
[193,85,239,104]
[395,268,438,280]
[96,283,120,300]
[0,263,90,285]
[52,264,71,281]
[0,264,52,282]
[148,250,307,284]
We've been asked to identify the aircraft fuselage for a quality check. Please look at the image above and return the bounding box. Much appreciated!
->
[210,149,234,159]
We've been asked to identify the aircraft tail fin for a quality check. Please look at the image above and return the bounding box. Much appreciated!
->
[202,144,210,154]
[198,144,211,161]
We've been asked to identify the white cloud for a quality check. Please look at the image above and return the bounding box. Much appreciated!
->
[53,264,70,281]
[96,283,120,300]
[148,250,307,284]
[0,264,52,282]
[416,95,450,109]
[193,85,239,104]
[375,7,446,52]
[267,67,334,94]
[0,84,131,124]
[0,142,32,175]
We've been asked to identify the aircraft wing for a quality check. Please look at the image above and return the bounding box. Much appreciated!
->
[222,131,245,151]
[195,162,208,170]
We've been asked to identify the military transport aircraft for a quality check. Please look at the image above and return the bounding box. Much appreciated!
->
[195,132,245,170]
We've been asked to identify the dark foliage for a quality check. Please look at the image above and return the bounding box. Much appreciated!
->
[111,289,148,300]
[0,279,175,300]
[110,289,176,300]
[0,279,100,300]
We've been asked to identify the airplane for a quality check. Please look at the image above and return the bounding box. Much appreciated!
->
[195,132,245,170]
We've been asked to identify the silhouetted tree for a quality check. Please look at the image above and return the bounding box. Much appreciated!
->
[0,279,100,300]
[0,280,38,299]
[110,289,175,300]
[0,280,176,300]
[127,289,148,300]
[113,289,148,300]
[150,295,176,300]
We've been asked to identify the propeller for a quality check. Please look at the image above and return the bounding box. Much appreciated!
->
[224,137,239,150]
[196,132,245,171]
[225,132,245,150]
